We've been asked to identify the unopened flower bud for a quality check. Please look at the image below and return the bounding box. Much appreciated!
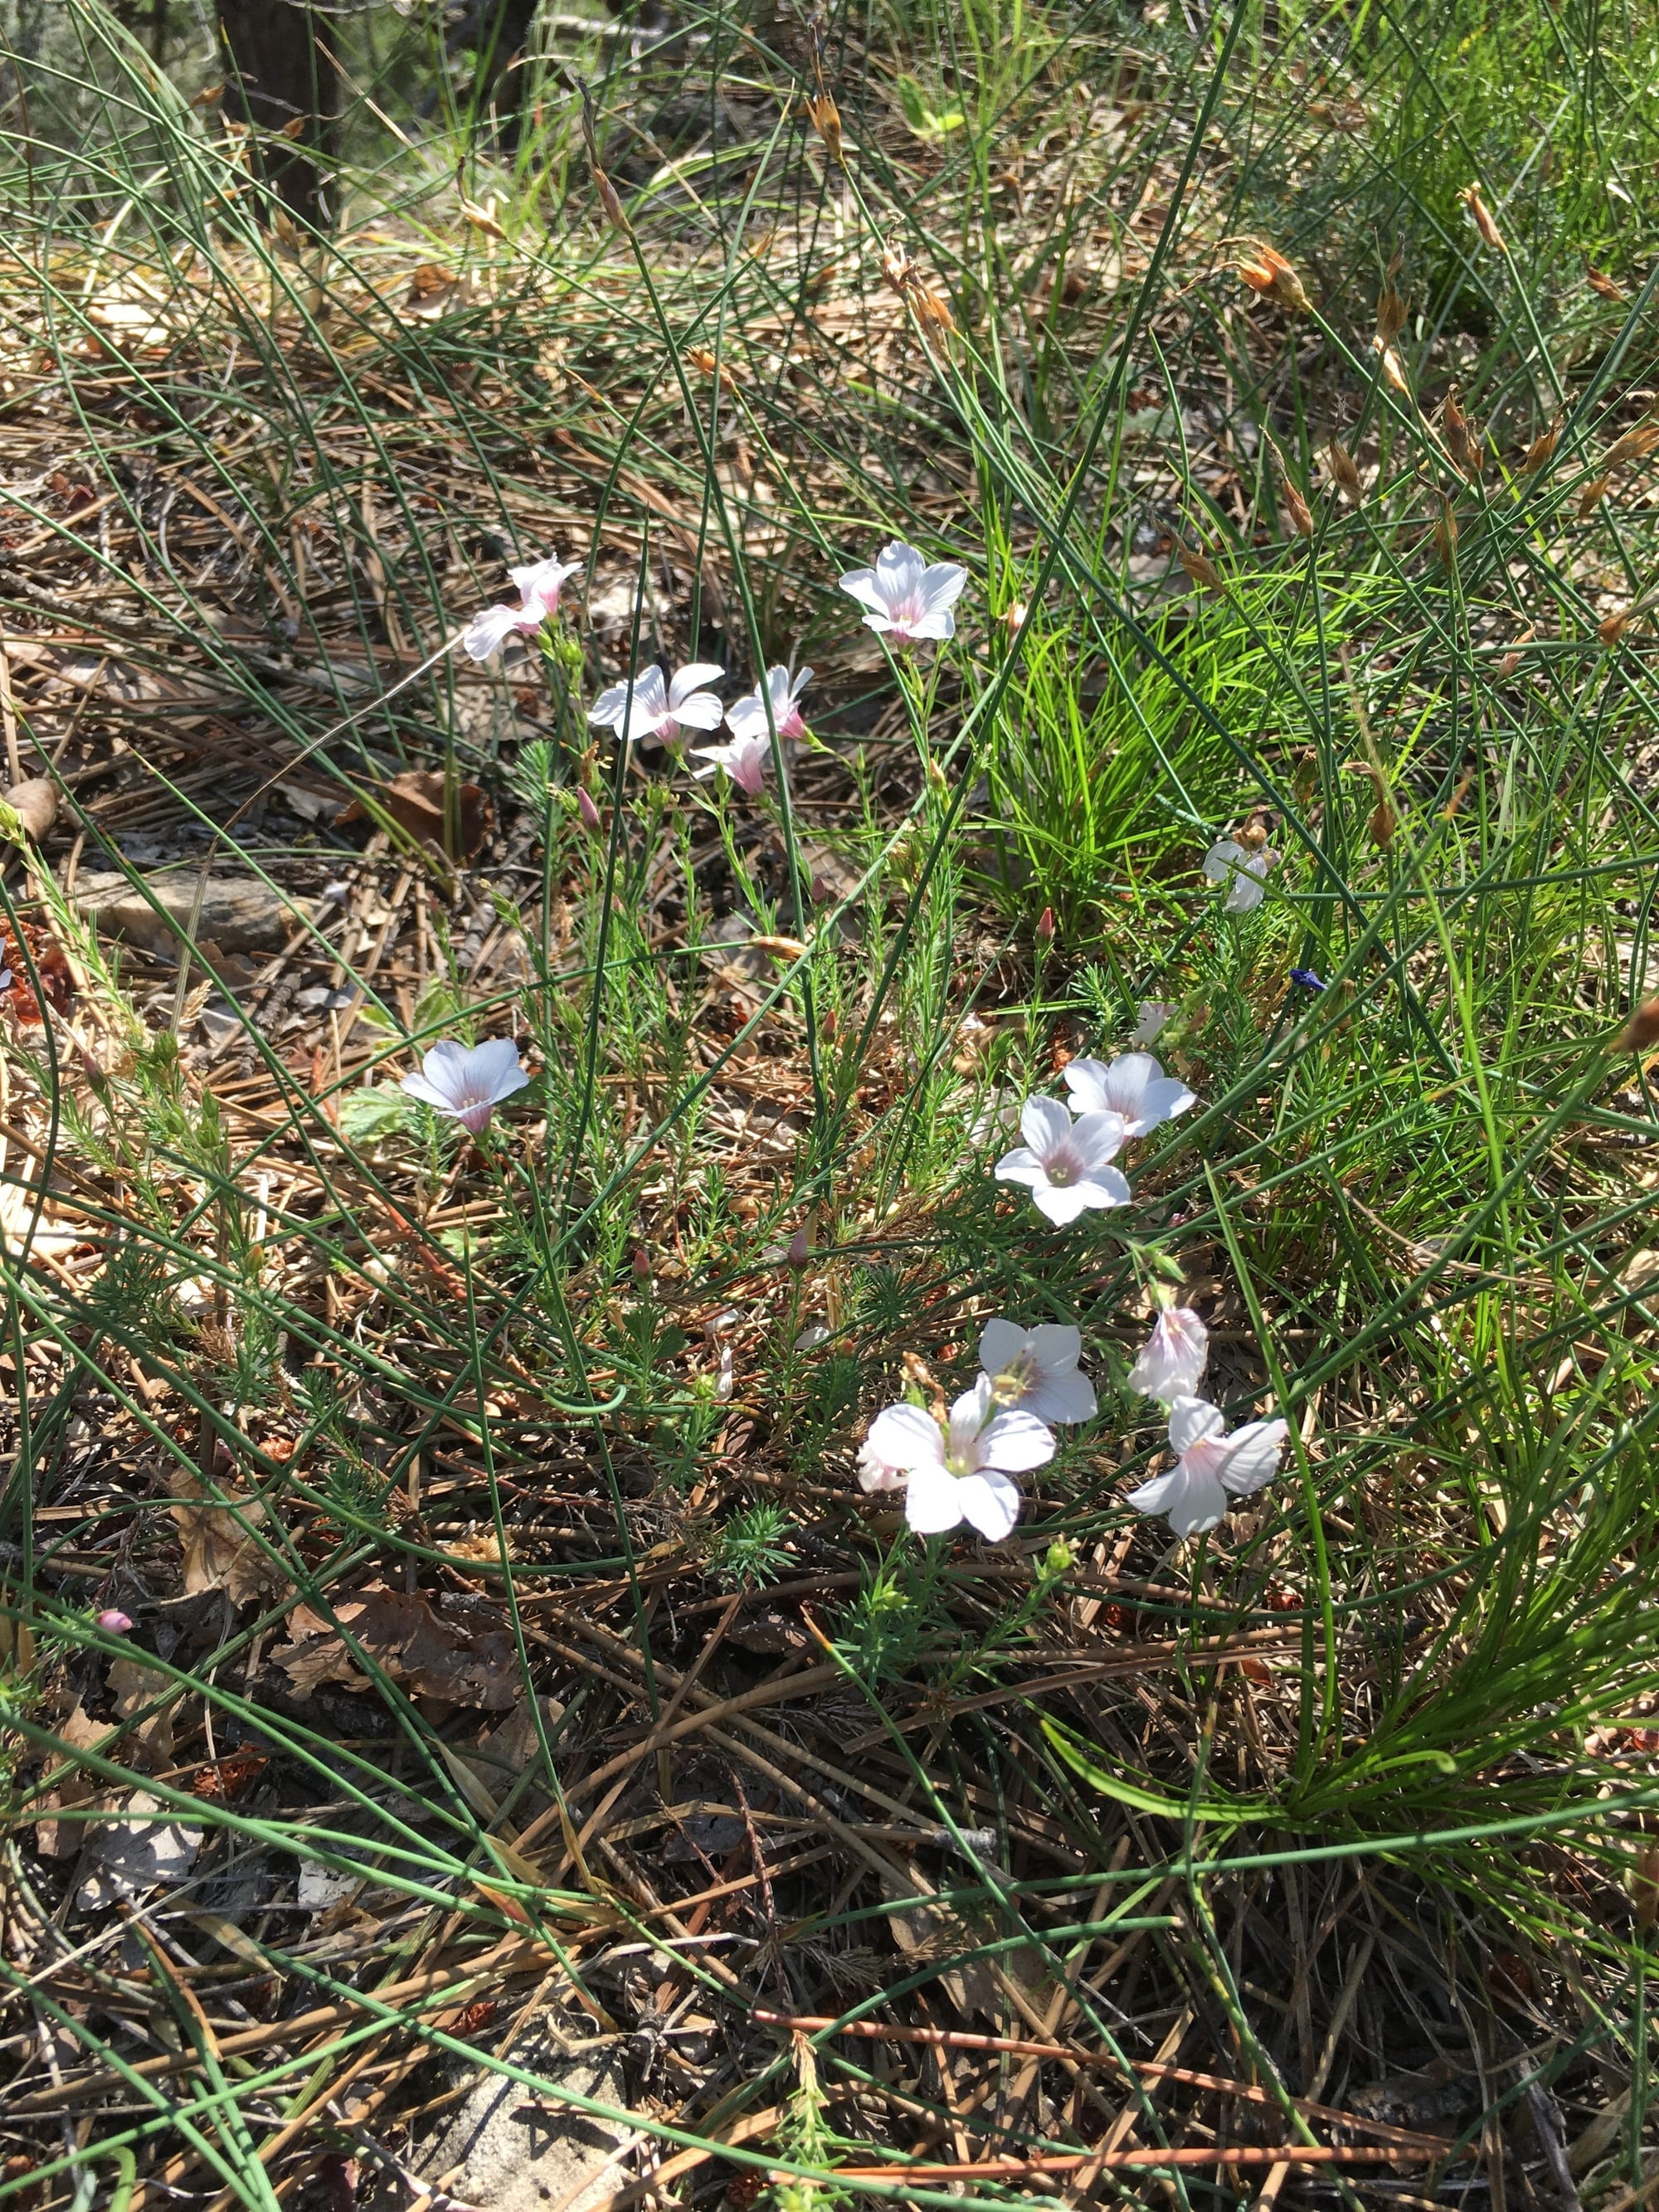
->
[1035,906,1055,951]
[97,1609,133,1635]
[577,788,602,833]
[1621,997,1659,1050]
[1002,600,1029,636]
[1327,436,1363,503]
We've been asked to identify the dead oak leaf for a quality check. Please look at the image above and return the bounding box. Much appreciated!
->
[277,1586,519,1709]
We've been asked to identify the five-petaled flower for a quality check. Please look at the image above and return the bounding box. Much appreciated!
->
[864,1378,1054,1541]
[400,1038,531,1135]
[589,663,725,747]
[839,541,967,645]
[1204,837,1278,913]
[1126,1305,1209,1405]
[464,556,577,662]
[979,1319,1096,1424]
[1131,1001,1176,1045]
[1063,1052,1195,1138]
[995,1096,1131,1225]
[1126,1396,1287,1537]
[689,728,772,795]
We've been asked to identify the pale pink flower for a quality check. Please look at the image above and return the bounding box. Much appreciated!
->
[864,1378,1053,1540]
[1204,838,1277,913]
[400,1038,531,1135]
[979,1320,1096,1424]
[723,665,814,746]
[1132,1002,1176,1045]
[1063,1052,1195,1137]
[1126,1396,1287,1536]
[839,541,967,644]
[96,1609,133,1635]
[688,727,772,795]
[1125,1307,1209,1404]
[463,556,577,661]
[995,1096,1130,1225]
[589,662,725,747]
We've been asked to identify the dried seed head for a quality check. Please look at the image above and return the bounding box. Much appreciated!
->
[1584,259,1626,303]
[1001,600,1029,636]
[1599,607,1632,645]
[1374,341,1410,396]
[1327,436,1363,502]
[806,92,844,166]
[1603,422,1659,471]
[687,346,737,394]
[1460,182,1506,255]
[594,167,630,236]
[1443,384,1473,473]
[1579,474,1612,517]
[1431,495,1458,570]
[1517,416,1561,474]
[1375,280,1407,347]
[1238,241,1311,314]
[881,238,913,292]
[1347,761,1396,847]
[1619,997,1659,1051]
[912,286,956,334]
[1179,542,1224,595]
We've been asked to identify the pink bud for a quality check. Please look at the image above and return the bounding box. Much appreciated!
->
[577,788,602,833]
[96,1609,132,1635]
[1035,906,1055,950]
[786,1224,810,1266]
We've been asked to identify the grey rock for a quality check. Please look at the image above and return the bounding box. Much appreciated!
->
[407,2032,633,2212]
[71,868,306,955]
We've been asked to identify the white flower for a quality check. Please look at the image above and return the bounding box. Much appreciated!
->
[1126,1396,1287,1537]
[688,728,772,795]
[1132,1002,1176,1045]
[723,664,814,746]
[1125,1306,1209,1404]
[1063,1052,1196,1137]
[589,662,725,747]
[1204,837,1278,913]
[399,1038,531,1135]
[979,1319,1096,1424]
[839,541,967,644]
[995,1096,1131,1226]
[463,555,576,662]
[864,1378,1054,1540]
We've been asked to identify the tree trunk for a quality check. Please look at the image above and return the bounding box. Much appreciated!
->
[216,0,339,228]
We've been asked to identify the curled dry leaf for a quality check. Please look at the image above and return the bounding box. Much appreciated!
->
[0,779,57,843]
[170,1475,282,1606]
[278,1585,519,1709]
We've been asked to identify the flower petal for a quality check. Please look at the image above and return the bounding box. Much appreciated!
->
[1068,1110,1127,1168]
[1028,1368,1097,1424]
[992,1147,1045,1189]
[865,1403,946,1474]
[1217,1417,1288,1497]
[463,604,526,662]
[669,662,725,707]
[1019,1094,1073,1155]
[977,1319,1029,1378]
[1163,1465,1229,1536]
[955,1469,1021,1542]
[669,688,726,731]
[976,1408,1056,1475]
[1031,1181,1094,1226]
[904,1461,966,1534]
[838,567,886,612]
[922,561,967,609]
[1073,1167,1131,1209]
[588,680,633,731]
[468,1038,531,1102]
[1167,1396,1226,1457]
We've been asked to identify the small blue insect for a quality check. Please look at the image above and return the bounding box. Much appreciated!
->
[1288,967,1326,992]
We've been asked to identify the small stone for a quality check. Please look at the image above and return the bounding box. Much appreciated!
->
[71,870,306,955]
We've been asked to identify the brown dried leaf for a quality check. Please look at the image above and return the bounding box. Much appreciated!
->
[345,770,489,860]
[277,1586,519,1709]
[107,1655,178,1772]
[170,1476,280,1606]
[36,1703,106,1856]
